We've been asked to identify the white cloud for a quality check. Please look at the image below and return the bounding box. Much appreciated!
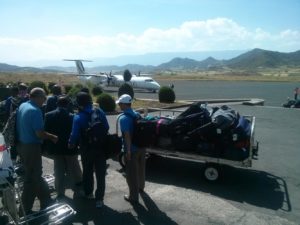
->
[0,17,299,64]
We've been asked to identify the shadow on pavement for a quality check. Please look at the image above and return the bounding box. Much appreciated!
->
[132,192,178,225]
[145,155,291,212]
[59,196,139,225]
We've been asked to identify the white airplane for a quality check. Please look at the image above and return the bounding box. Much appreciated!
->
[64,59,161,93]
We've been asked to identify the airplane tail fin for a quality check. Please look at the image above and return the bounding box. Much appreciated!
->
[63,59,92,76]
[75,60,85,75]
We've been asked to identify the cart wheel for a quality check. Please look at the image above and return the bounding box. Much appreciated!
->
[203,164,220,182]
[118,152,126,169]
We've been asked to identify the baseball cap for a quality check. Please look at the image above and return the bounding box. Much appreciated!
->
[116,94,132,104]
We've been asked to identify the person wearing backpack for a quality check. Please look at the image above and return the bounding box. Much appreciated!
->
[116,94,146,203]
[45,84,62,113]
[68,92,109,208]
[44,96,83,200]
[4,86,21,161]
[16,88,58,215]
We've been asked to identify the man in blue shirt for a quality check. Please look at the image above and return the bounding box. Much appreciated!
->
[116,94,146,203]
[69,92,109,208]
[16,87,58,215]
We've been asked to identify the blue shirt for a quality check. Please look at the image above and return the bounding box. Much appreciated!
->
[69,105,109,145]
[16,100,44,144]
[119,108,139,152]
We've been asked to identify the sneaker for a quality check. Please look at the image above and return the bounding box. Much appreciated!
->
[96,200,104,208]
[86,193,94,199]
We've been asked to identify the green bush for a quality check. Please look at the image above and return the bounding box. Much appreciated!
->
[48,82,56,93]
[75,83,84,89]
[29,80,48,94]
[118,83,134,99]
[0,87,10,101]
[64,84,73,94]
[67,86,82,99]
[96,93,116,112]
[158,86,176,103]
[92,86,103,96]
[123,69,132,82]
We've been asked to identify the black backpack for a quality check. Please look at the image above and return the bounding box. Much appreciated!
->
[123,113,157,148]
[82,109,108,147]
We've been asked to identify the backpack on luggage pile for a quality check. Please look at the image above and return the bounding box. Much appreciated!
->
[124,113,158,148]
[82,109,108,148]
[2,109,18,147]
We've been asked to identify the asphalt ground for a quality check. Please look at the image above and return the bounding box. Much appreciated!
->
[37,103,300,225]
[116,80,299,107]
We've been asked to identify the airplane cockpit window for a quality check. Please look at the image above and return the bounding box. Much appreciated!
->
[145,79,154,82]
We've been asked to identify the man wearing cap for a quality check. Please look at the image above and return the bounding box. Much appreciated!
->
[69,92,109,208]
[44,96,82,200]
[116,94,146,203]
[16,87,58,215]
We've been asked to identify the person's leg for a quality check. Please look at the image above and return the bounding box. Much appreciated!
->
[17,144,51,213]
[137,148,146,192]
[80,151,94,196]
[94,152,106,201]
[65,154,83,193]
[125,152,139,201]
[17,144,37,214]
[53,155,66,197]
[34,145,52,209]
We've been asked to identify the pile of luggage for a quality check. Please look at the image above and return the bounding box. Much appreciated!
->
[136,102,252,161]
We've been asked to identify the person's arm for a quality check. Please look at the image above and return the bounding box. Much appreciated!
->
[123,131,132,160]
[36,130,58,143]
[120,116,132,160]
[32,109,58,143]
[98,108,109,132]
[68,115,81,148]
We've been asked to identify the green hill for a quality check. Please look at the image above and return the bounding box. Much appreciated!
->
[226,48,300,68]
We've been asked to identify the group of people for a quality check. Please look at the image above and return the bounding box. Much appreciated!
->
[4,84,146,216]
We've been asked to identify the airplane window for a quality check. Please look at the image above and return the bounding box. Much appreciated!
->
[145,79,154,82]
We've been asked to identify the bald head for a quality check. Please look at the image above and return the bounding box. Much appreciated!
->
[30,87,46,107]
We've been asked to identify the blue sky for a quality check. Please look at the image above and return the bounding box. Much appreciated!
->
[0,0,299,65]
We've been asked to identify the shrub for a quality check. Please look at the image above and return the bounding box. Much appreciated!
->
[29,80,48,94]
[96,93,116,113]
[158,86,176,103]
[123,69,132,82]
[75,83,84,89]
[48,82,56,93]
[0,87,10,101]
[67,86,82,99]
[118,83,134,99]
[64,84,73,94]
[92,86,103,96]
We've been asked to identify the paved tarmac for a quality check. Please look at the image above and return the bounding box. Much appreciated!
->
[38,104,300,225]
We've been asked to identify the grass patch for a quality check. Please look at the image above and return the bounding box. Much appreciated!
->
[132,99,188,109]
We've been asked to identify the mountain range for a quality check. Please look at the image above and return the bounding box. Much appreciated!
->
[0,48,299,74]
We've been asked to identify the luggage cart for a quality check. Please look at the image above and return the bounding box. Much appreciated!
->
[117,107,259,182]
[0,136,76,225]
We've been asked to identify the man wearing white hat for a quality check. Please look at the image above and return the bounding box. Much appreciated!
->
[116,94,146,203]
